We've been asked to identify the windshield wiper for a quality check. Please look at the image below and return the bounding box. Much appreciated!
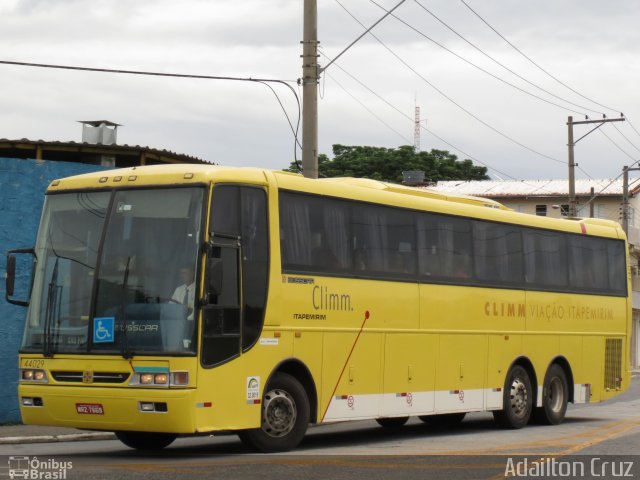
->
[43,257,61,358]
[119,256,133,359]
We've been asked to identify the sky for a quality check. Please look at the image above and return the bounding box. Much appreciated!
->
[1,0,639,181]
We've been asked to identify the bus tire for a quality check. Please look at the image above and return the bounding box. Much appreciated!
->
[376,416,409,428]
[418,412,466,426]
[238,372,310,453]
[532,364,568,425]
[115,431,177,450]
[493,365,533,429]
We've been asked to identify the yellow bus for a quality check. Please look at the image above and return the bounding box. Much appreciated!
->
[6,164,631,452]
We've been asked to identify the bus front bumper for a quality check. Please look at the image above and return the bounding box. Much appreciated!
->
[19,384,199,434]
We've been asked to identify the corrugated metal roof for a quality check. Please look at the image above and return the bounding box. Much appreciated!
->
[0,138,210,164]
[426,178,640,198]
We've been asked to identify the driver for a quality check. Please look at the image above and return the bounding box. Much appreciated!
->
[171,265,195,321]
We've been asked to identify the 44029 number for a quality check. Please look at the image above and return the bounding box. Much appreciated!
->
[21,359,45,369]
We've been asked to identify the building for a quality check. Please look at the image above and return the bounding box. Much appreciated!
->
[0,120,208,168]
[428,178,640,371]
[0,121,211,422]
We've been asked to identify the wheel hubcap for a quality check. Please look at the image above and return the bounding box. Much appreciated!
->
[509,377,529,418]
[547,377,564,413]
[262,388,297,438]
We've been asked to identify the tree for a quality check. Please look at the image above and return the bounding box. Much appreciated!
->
[285,145,488,182]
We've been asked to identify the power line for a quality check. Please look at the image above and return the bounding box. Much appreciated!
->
[321,51,532,182]
[599,128,639,163]
[458,0,640,157]
[458,0,621,115]
[327,50,587,195]
[256,80,303,171]
[0,59,303,168]
[627,118,640,139]
[368,0,585,117]
[321,0,407,73]
[611,123,640,155]
[336,1,567,166]
[576,165,594,180]
[581,165,640,211]
[323,69,413,144]
[413,0,603,117]
[0,59,297,86]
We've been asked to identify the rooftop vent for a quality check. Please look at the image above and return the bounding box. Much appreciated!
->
[79,120,121,145]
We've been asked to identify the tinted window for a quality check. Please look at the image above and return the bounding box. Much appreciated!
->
[278,191,627,297]
[211,186,240,235]
[473,221,523,285]
[418,213,472,281]
[240,187,269,350]
[351,204,415,278]
[523,229,567,288]
[568,235,610,292]
[280,192,351,274]
[608,241,627,294]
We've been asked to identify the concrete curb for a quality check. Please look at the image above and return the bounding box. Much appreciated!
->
[0,432,115,445]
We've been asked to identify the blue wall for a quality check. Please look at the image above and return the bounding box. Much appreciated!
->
[0,157,108,423]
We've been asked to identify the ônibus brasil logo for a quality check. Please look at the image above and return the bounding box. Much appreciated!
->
[7,456,72,479]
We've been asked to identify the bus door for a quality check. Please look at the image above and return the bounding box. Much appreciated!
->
[202,236,242,367]
[202,185,269,367]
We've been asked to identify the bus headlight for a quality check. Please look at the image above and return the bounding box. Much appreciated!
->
[130,371,185,387]
[154,374,168,385]
[20,369,48,383]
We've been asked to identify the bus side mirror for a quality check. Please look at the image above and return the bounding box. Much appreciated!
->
[207,258,223,297]
[5,248,35,307]
[6,255,16,297]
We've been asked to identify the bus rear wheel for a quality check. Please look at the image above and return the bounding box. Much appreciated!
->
[532,364,568,425]
[493,365,533,429]
[115,431,177,450]
[238,372,310,453]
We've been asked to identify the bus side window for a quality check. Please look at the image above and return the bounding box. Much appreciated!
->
[239,187,268,351]
[418,213,472,282]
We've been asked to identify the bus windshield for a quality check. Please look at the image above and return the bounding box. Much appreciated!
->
[22,187,205,356]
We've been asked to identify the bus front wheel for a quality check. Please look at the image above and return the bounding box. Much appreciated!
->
[115,431,177,450]
[493,365,533,429]
[238,372,310,453]
[532,364,568,425]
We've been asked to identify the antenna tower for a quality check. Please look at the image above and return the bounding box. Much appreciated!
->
[414,104,421,152]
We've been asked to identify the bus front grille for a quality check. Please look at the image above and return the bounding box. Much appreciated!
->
[50,371,130,384]
[604,338,623,390]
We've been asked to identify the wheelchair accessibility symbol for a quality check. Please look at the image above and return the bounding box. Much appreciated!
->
[93,317,115,343]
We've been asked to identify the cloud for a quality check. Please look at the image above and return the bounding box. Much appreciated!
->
[0,0,638,180]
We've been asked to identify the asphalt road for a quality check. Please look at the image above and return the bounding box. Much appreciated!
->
[1,376,639,479]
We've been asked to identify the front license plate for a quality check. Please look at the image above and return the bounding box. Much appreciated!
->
[76,403,104,415]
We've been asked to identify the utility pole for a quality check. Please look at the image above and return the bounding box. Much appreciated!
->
[301,0,319,179]
[621,165,640,235]
[300,0,406,179]
[623,165,629,234]
[567,115,625,217]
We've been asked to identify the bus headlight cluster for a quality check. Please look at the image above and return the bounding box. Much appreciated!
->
[20,369,48,383]
[140,373,168,385]
[129,371,188,387]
